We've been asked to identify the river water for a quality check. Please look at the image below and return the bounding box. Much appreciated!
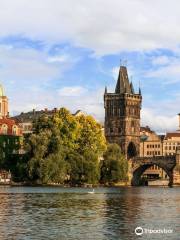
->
[0,186,179,240]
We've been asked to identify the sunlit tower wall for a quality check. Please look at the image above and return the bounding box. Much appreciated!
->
[104,65,142,159]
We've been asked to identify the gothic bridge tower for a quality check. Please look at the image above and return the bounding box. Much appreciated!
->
[104,65,142,158]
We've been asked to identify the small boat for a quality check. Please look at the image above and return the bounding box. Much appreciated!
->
[88,189,95,194]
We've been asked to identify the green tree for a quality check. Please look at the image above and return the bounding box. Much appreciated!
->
[83,150,100,184]
[101,144,128,183]
[66,151,84,184]
[21,107,108,185]
[76,114,106,156]
[26,129,69,184]
[53,108,80,150]
[41,152,68,184]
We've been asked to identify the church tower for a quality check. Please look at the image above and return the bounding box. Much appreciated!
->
[104,65,142,158]
[0,84,8,119]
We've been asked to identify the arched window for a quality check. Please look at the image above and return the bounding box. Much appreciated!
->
[2,124,8,134]
[12,125,17,135]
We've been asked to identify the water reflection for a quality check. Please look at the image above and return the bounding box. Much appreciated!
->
[0,186,179,240]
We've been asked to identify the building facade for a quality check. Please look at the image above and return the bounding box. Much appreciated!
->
[140,115,180,180]
[104,65,142,158]
[0,85,22,162]
[163,132,180,156]
[12,108,58,134]
[140,126,166,179]
[12,108,87,135]
[140,126,163,157]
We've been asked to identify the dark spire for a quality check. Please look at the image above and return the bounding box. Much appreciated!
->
[130,82,135,94]
[104,86,107,94]
[139,87,141,95]
[115,66,131,94]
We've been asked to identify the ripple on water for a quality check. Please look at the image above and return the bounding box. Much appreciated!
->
[0,186,179,240]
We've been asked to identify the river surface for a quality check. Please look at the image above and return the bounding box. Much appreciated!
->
[0,186,179,240]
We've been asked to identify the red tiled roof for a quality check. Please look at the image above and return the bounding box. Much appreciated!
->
[0,118,16,126]
[0,117,22,136]
[165,132,180,139]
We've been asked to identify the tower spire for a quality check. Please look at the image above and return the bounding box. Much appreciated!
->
[115,65,131,94]
[104,86,107,94]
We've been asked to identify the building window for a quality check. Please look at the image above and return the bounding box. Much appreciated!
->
[118,127,122,133]
[12,126,17,135]
[2,124,8,134]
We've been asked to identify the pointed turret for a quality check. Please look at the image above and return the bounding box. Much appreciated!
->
[130,82,135,94]
[0,84,4,97]
[115,66,131,94]
[139,87,141,95]
[104,86,107,94]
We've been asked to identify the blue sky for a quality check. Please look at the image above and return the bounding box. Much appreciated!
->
[0,0,180,133]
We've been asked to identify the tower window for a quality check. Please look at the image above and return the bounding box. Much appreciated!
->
[118,127,122,133]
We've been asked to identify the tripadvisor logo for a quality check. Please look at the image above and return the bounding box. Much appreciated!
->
[135,227,143,236]
[135,226,173,235]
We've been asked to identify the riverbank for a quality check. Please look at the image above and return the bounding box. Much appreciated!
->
[6,180,180,187]
[10,181,129,187]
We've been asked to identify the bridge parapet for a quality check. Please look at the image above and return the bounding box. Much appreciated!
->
[134,155,176,163]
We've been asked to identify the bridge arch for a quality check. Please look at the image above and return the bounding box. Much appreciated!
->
[131,156,176,187]
[127,142,137,159]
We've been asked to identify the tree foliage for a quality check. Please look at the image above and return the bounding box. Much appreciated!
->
[2,107,128,185]
[101,144,128,183]
[23,108,107,184]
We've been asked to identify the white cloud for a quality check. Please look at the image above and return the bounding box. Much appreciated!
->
[0,45,76,90]
[10,87,105,123]
[151,56,170,66]
[58,86,87,97]
[146,61,180,83]
[0,0,179,132]
[0,0,180,55]
[141,108,179,133]
[47,54,70,63]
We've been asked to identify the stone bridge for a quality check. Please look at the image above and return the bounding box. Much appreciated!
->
[131,155,176,187]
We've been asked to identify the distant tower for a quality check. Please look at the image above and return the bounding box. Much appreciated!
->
[178,113,180,131]
[0,84,8,118]
[104,65,142,158]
